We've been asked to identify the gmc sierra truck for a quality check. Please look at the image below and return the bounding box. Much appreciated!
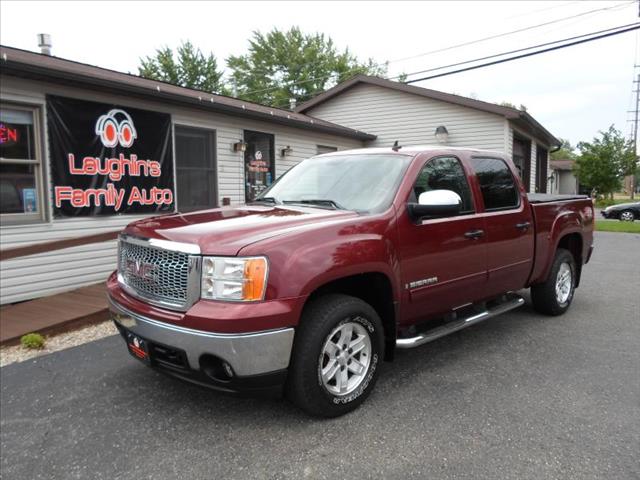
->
[108,146,594,417]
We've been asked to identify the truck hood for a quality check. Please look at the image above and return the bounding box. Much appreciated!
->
[124,205,359,255]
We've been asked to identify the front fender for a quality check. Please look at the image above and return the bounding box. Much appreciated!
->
[239,215,402,302]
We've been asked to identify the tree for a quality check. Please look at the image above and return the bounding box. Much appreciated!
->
[227,27,387,107]
[139,41,226,93]
[551,138,578,161]
[573,125,636,198]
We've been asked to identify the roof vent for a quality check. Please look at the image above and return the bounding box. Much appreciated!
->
[37,33,52,55]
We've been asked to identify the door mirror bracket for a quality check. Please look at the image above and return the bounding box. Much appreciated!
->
[408,189,462,221]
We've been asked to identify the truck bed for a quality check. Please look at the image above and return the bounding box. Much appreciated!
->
[527,193,589,204]
[527,195,594,286]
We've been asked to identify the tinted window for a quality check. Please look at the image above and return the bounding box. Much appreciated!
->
[412,156,474,213]
[472,158,519,210]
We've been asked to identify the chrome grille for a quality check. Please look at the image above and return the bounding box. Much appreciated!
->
[117,236,200,310]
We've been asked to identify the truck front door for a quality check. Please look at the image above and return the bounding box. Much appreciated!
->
[397,155,487,325]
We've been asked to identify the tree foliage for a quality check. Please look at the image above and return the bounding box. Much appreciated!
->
[138,41,226,93]
[226,27,387,107]
[574,125,636,197]
[551,138,578,161]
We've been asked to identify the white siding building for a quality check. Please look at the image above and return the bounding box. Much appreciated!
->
[0,46,368,305]
[295,75,559,194]
[0,51,559,306]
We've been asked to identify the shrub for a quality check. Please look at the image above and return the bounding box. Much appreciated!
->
[20,333,46,350]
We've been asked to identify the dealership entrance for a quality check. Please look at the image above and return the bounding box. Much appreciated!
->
[244,130,275,202]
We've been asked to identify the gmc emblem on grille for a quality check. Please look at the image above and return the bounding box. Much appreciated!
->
[125,259,158,281]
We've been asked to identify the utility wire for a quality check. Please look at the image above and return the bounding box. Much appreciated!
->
[405,23,640,84]
[391,0,634,65]
[240,0,634,102]
[395,22,640,81]
[270,22,640,109]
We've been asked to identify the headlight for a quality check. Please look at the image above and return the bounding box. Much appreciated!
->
[201,256,268,301]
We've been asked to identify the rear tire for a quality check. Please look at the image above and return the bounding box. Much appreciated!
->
[531,248,576,316]
[620,210,636,222]
[286,294,384,417]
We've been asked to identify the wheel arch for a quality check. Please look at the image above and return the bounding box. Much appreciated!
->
[303,272,397,361]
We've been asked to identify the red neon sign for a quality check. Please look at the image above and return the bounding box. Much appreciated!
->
[0,123,19,145]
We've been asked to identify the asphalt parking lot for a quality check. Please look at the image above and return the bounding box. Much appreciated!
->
[1,231,639,480]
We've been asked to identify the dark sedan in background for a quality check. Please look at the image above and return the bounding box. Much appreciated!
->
[601,202,640,221]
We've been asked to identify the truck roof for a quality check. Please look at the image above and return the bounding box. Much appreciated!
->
[317,145,506,158]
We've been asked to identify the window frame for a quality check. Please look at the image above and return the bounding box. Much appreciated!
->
[0,102,47,225]
[173,124,218,213]
[409,155,476,216]
[470,156,521,212]
[316,145,338,155]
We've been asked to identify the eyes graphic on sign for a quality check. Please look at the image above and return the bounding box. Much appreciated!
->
[95,109,137,148]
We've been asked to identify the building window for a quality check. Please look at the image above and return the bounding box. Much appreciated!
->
[174,125,217,212]
[471,157,520,211]
[317,145,338,155]
[0,104,44,223]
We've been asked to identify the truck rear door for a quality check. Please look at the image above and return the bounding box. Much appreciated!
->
[467,156,534,298]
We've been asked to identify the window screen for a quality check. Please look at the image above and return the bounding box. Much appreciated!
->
[472,157,519,210]
[412,156,474,214]
[175,126,217,212]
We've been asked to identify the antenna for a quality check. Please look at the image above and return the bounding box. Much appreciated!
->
[392,140,402,152]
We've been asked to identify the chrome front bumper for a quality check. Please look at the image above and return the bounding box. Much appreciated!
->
[109,298,294,377]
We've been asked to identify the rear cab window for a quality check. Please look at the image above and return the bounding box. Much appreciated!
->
[470,157,520,211]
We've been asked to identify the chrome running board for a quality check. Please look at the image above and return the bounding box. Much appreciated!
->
[396,293,525,349]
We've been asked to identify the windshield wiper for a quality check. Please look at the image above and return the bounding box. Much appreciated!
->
[250,196,281,205]
[282,199,347,210]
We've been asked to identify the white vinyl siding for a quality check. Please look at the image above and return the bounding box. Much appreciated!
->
[306,83,506,152]
[0,76,361,305]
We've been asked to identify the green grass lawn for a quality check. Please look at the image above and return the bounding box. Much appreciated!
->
[595,220,640,233]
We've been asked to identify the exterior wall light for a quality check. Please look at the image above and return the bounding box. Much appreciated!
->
[435,126,449,144]
[280,145,293,157]
[233,140,248,153]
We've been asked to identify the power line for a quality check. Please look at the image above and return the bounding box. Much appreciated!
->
[271,22,640,109]
[405,23,640,84]
[394,22,639,82]
[390,0,634,66]
[240,0,635,101]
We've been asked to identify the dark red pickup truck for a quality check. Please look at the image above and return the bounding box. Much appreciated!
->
[108,146,594,417]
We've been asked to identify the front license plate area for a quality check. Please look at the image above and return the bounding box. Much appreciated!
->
[126,332,151,365]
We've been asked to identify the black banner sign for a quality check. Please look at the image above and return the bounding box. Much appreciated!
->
[47,95,175,216]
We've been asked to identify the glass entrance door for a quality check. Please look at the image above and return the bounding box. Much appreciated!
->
[244,130,275,202]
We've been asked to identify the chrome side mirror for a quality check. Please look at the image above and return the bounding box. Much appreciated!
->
[408,189,462,220]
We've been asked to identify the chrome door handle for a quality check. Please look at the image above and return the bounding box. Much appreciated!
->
[515,221,531,230]
[464,229,484,239]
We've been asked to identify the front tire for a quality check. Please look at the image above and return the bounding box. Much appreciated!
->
[531,248,576,316]
[286,294,384,417]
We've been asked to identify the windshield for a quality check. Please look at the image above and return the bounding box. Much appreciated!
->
[255,154,412,213]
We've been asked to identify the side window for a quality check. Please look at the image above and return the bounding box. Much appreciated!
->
[412,156,474,214]
[471,157,520,211]
[0,104,45,224]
